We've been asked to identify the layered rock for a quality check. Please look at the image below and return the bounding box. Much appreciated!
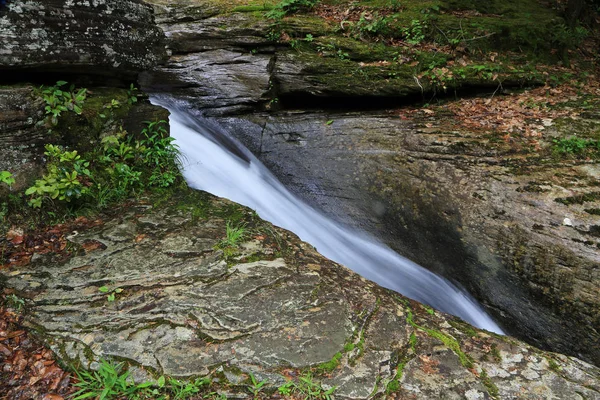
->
[141,0,600,366]
[2,193,599,399]
[0,0,166,79]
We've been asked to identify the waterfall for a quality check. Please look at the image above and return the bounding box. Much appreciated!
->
[157,99,504,334]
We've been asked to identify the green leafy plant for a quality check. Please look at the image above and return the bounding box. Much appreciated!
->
[278,381,295,396]
[281,373,336,400]
[401,19,426,45]
[139,120,181,188]
[5,294,25,311]
[25,145,91,208]
[389,0,402,12]
[104,98,121,110]
[248,373,268,398]
[0,171,15,188]
[553,137,599,156]
[99,286,123,302]
[167,377,210,399]
[552,23,589,50]
[127,84,139,105]
[355,12,391,37]
[265,0,318,20]
[41,81,87,126]
[221,221,247,248]
[72,359,152,400]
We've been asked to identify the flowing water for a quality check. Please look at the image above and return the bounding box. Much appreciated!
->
[156,99,504,334]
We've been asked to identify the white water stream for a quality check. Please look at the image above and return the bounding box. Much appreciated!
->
[161,102,504,334]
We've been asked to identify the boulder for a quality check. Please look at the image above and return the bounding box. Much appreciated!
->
[0,0,166,79]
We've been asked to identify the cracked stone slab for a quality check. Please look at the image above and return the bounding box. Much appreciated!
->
[1,194,599,398]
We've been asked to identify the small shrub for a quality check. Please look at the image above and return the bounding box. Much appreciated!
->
[266,0,319,19]
[0,171,15,188]
[355,12,392,37]
[139,120,181,188]
[40,81,87,126]
[25,145,91,208]
[552,23,588,50]
[401,19,426,45]
[553,137,598,156]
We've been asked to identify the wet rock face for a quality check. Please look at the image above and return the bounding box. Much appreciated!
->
[0,86,45,192]
[2,194,599,399]
[0,0,166,79]
[215,111,600,367]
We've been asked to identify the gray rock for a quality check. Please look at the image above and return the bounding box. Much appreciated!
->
[140,1,600,366]
[0,0,166,78]
[2,194,598,398]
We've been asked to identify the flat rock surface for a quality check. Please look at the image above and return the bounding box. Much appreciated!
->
[0,0,165,76]
[1,193,599,399]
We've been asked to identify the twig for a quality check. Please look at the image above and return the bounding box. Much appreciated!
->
[413,75,424,93]
[463,32,496,42]
[490,81,504,99]
[433,23,451,43]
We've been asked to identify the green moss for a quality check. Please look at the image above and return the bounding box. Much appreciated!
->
[480,369,499,398]
[385,377,400,394]
[408,332,418,351]
[449,320,479,337]
[548,357,561,372]
[232,4,274,12]
[555,192,600,206]
[406,310,473,369]
[315,351,343,374]
[491,344,502,363]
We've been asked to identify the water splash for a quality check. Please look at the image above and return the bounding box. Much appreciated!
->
[160,101,504,334]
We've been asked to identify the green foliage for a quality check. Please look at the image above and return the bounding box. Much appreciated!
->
[99,286,123,302]
[266,0,319,19]
[277,373,336,399]
[401,19,426,45]
[41,81,87,126]
[166,376,210,399]
[221,221,247,248]
[389,0,402,12]
[552,137,599,156]
[139,121,181,188]
[72,359,153,400]
[248,373,268,398]
[0,171,15,188]
[552,23,589,50]
[5,294,25,311]
[355,12,392,37]
[25,145,91,208]
[22,119,181,212]
[105,99,121,110]
[72,359,211,400]
[127,84,139,105]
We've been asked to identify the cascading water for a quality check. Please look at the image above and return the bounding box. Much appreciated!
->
[156,99,504,334]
